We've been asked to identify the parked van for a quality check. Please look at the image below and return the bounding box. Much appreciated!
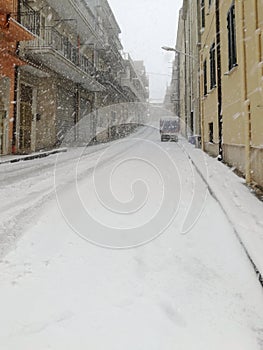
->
[159,117,180,142]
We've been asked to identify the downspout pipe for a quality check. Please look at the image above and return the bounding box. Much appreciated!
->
[239,1,251,183]
[215,0,223,161]
[12,0,21,154]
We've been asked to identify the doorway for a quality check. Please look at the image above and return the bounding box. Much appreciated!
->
[0,101,6,155]
[19,84,33,153]
[0,77,10,155]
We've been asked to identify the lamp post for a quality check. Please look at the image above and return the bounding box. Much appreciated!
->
[161,46,197,61]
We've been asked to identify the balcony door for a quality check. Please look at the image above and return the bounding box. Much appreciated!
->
[19,84,33,153]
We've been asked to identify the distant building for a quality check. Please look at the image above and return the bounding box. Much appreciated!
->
[121,55,149,103]
[163,85,173,112]
[170,0,200,141]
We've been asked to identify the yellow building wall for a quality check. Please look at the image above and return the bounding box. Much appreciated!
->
[244,0,263,148]
[220,0,244,146]
[201,1,219,156]
[220,0,263,186]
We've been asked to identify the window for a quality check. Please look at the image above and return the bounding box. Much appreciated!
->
[210,42,216,89]
[201,0,205,29]
[203,59,208,95]
[227,3,237,70]
[209,122,214,143]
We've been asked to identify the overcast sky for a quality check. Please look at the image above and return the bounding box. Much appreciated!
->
[107,0,183,102]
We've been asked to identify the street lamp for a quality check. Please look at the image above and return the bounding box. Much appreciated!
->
[161,46,177,52]
[161,46,197,61]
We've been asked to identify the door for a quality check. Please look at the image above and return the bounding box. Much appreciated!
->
[0,108,6,155]
[0,77,10,155]
[19,84,33,153]
[56,87,75,143]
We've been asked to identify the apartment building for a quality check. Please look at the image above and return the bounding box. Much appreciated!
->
[199,0,221,157]
[0,0,148,154]
[17,0,117,153]
[220,0,263,186]
[172,0,263,188]
[200,0,263,186]
[0,0,34,155]
[121,55,149,104]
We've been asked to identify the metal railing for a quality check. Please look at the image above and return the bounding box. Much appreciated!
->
[20,2,40,35]
[23,25,96,76]
[96,70,128,100]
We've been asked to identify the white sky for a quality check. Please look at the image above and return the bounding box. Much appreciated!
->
[107,0,183,102]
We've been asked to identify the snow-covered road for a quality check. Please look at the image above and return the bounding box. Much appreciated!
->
[0,126,263,349]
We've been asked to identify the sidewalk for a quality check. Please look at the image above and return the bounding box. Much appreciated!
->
[181,139,263,285]
[0,148,67,165]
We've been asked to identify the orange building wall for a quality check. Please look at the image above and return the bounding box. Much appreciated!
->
[0,0,34,153]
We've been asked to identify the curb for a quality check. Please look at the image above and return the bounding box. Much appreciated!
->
[0,148,67,165]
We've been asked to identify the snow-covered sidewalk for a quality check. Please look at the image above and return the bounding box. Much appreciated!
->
[0,148,67,165]
[181,139,263,282]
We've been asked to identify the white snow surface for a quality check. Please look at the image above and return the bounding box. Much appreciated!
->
[0,127,263,349]
[181,140,263,278]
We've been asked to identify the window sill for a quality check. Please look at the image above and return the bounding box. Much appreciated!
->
[203,86,216,97]
[208,85,217,93]
[224,64,238,76]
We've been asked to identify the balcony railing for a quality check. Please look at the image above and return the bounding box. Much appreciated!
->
[19,2,40,36]
[121,76,147,101]
[96,70,128,100]
[25,26,96,76]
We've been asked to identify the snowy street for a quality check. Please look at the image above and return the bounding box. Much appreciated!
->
[0,125,263,349]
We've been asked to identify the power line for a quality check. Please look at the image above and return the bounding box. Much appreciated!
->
[147,72,172,77]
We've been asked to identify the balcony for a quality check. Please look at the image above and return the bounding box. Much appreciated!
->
[121,77,146,102]
[22,26,104,91]
[19,4,41,37]
[44,0,104,48]
[96,70,128,101]
[106,37,124,66]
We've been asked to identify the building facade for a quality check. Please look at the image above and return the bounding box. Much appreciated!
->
[168,0,200,140]
[200,0,263,185]
[200,0,221,157]
[0,0,34,154]
[172,0,263,188]
[0,0,149,154]
[220,0,263,186]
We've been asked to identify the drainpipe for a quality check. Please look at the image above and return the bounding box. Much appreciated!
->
[239,1,251,183]
[12,0,21,154]
[200,51,205,151]
[184,18,188,137]
[215,0,223,160]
